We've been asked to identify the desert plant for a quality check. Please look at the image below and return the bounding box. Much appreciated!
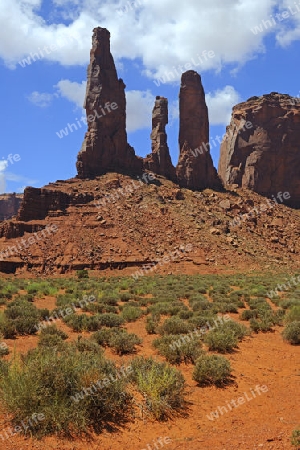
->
[282,321,300,345]
[121,305,143,322]
[158,317,192,336]
[0,343,131,437]
[193,354,231,386]
[76,269,89,279]
[291,427,300,448]
[153,335,202,365]
[285,306,300,324]
[129,356,186,420]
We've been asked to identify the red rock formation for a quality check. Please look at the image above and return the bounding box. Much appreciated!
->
[76,27,142,178]
[0,194,23,221]
[144,96,176,180]
[218,93,300,207]
[176,71,221,190]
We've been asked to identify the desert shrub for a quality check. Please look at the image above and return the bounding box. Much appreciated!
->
[204,329,238,353]
[177,309,193,320]
[240,309,258,321]
[40,325,68,340]
[153,335,202,365]
[119,293,131,302]
[1,300,44,336]
[221,320,249,340]
[291,427,300,447]
[63,314,87,332]
[281,299,299,310]
[92,329,142,354]
[38,334,66,350]
[282,321,300,345]
[285,306,300,324]
[0,343,131,437]
[145,314,160,334]
[76,269,89,279]
[108,331,142,355]
[250,318,273,333]
[192,354,231,386]
[121,305,143,322]
[129,357,186,420]
[97,313,124,328]
[159,317,192,336]
[92,328,115,347]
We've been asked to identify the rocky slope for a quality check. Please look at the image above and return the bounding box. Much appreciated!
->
[0,174,299,274]
[218,93,300,207]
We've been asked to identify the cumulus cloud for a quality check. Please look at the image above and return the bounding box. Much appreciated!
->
[56,80,87,108]
[206,85,241,126]
[126,90,155,132]
[0,0,294,77]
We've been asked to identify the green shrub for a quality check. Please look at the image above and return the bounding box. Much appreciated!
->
[1,300,44,336]
[108,331,142,355]
[97,313,124,328]
[40,325,68,340]
[76,269,89,279]
[285,306,300,324]
[0,343,131,437]
[193,354,231,386]
[153,335,202,365]
[282,321,300,345]
[291,427,300,447]
[121,305,143,322]
[159,317,192,336]
[38,334,66,350]
[204,329,238,353]
[240,309,258,321]
[129,357,186,420]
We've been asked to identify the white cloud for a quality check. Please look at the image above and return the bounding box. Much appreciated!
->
[206,85,241,126]
[27,91,54,107]
[0,0,293,77]
[56,80,86,108]
[0,160,8,194]
[126,90,154,132]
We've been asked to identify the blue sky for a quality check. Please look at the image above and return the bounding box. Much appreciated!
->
[1,0,300,193]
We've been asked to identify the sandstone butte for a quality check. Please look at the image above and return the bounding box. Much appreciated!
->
[218,92,300,208]
[0,28,299,275]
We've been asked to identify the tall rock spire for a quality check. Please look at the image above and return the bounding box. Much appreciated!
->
[176,71,221,190]
[144,96,176,180]
[76,27,142,178]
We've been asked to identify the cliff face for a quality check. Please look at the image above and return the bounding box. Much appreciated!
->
[76,27,142,178]
[0,194,23,221]
[176,71,222,191]
[144,96,176,181]
[218,93,300,207]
